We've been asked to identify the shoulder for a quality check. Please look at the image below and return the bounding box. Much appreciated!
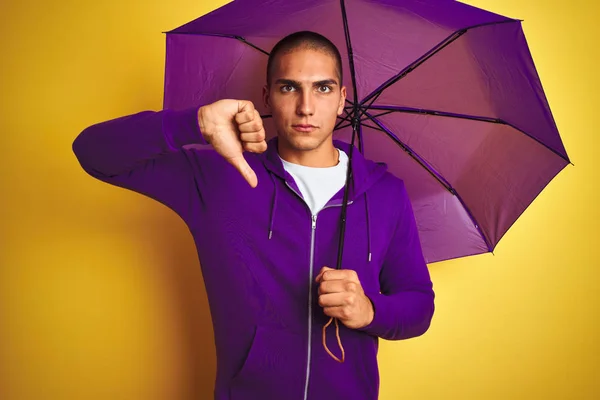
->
[369,170,415,222]
[373,168,409,197]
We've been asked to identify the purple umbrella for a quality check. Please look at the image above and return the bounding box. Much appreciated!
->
[162,0,570,265]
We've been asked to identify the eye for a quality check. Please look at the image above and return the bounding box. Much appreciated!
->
[318,85,332,93]
[281,85,295,93]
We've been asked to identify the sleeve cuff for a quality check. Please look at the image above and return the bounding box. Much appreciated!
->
[356,293,399,338]
[162,105,208,149]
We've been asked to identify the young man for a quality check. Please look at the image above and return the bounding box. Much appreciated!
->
[73,31,435,400]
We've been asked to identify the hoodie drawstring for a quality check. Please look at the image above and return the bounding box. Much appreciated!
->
[268,172,278,240]
[365,191,372,263]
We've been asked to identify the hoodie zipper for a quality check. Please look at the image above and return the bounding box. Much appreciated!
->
[284,181,352,400]
[305,213,317,400]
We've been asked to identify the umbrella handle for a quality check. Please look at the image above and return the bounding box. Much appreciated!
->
[322,316,345,363]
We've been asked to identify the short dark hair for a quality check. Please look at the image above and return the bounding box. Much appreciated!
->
[266,31,343,86]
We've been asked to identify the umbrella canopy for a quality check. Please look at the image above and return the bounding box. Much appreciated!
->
[162,0,570,264]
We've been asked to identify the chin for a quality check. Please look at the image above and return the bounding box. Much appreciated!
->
[279,128,332,151]
[284,135,324,152]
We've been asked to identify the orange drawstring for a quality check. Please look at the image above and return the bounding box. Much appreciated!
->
[323,316,345,363]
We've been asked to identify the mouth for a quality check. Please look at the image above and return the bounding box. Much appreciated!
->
[292,124,317,133]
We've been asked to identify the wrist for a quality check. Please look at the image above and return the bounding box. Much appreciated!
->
[362,294,375,327]
[197,105,210,143]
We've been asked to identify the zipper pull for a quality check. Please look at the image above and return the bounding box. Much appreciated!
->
[312,215,317,230]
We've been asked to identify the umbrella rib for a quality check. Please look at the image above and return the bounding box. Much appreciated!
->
[363,111,493,252]
[334,112,353,130]
[235,36,270,56]
[367,105,502,122]
[365,105,570,163]
[360,19,520,106]
[333,121,384,134]
[164,31,270,56]
[360,122,385,132]
[363,111,454,192]
[340,0,359,109]
[335,122,353,130]
[366,110,395,119]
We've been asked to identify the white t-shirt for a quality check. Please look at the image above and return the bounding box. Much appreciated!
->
[280,149,349,215]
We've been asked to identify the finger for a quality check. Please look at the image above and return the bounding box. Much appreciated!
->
[238,115,264,134]
[243,141,268,153]
[238,121,263,134]
[323,306,351,320]
[228,154,258,188]
[235,101,256,125]
[240,131,265,143]
[318,292,355,308]
[321,269,359,283]
[315,266,334,283]
[318,280,358,295]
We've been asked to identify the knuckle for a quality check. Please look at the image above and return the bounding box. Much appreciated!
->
[341,307,351,319]
[345,295,354,306]
[234,113,245,124]
[237,111,253,124]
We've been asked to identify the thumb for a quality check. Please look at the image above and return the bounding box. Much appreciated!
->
[228,154,258,188]
[315,266,334,283]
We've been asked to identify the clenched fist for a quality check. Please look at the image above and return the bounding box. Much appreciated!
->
[315,266,375,330]
[197,99,267,188]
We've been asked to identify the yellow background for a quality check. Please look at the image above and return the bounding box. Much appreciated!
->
[1,0,597,399]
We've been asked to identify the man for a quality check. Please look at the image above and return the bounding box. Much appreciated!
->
[73,31,435,400]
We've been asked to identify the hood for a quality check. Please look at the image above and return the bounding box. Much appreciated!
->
[260,137,389,263]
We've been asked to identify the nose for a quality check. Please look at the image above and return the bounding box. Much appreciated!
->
[296,91,315,116]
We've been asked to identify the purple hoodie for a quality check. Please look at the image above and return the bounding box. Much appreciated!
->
[72,105,435,400]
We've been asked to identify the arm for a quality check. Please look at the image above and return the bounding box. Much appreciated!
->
[72,106,208,223]
[357,181,435,340]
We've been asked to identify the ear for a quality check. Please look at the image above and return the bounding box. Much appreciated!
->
[263,85,271,110]
[337,86,347,116]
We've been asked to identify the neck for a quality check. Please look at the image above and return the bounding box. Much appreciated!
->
[278,139,339,167]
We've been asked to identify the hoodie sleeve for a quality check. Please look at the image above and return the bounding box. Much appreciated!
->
[357,181,435,340]
[72,106,208,223]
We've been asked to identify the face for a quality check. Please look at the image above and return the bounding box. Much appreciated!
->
[263,47,346,153]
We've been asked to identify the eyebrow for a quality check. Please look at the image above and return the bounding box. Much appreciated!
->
[274,78,338,87]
